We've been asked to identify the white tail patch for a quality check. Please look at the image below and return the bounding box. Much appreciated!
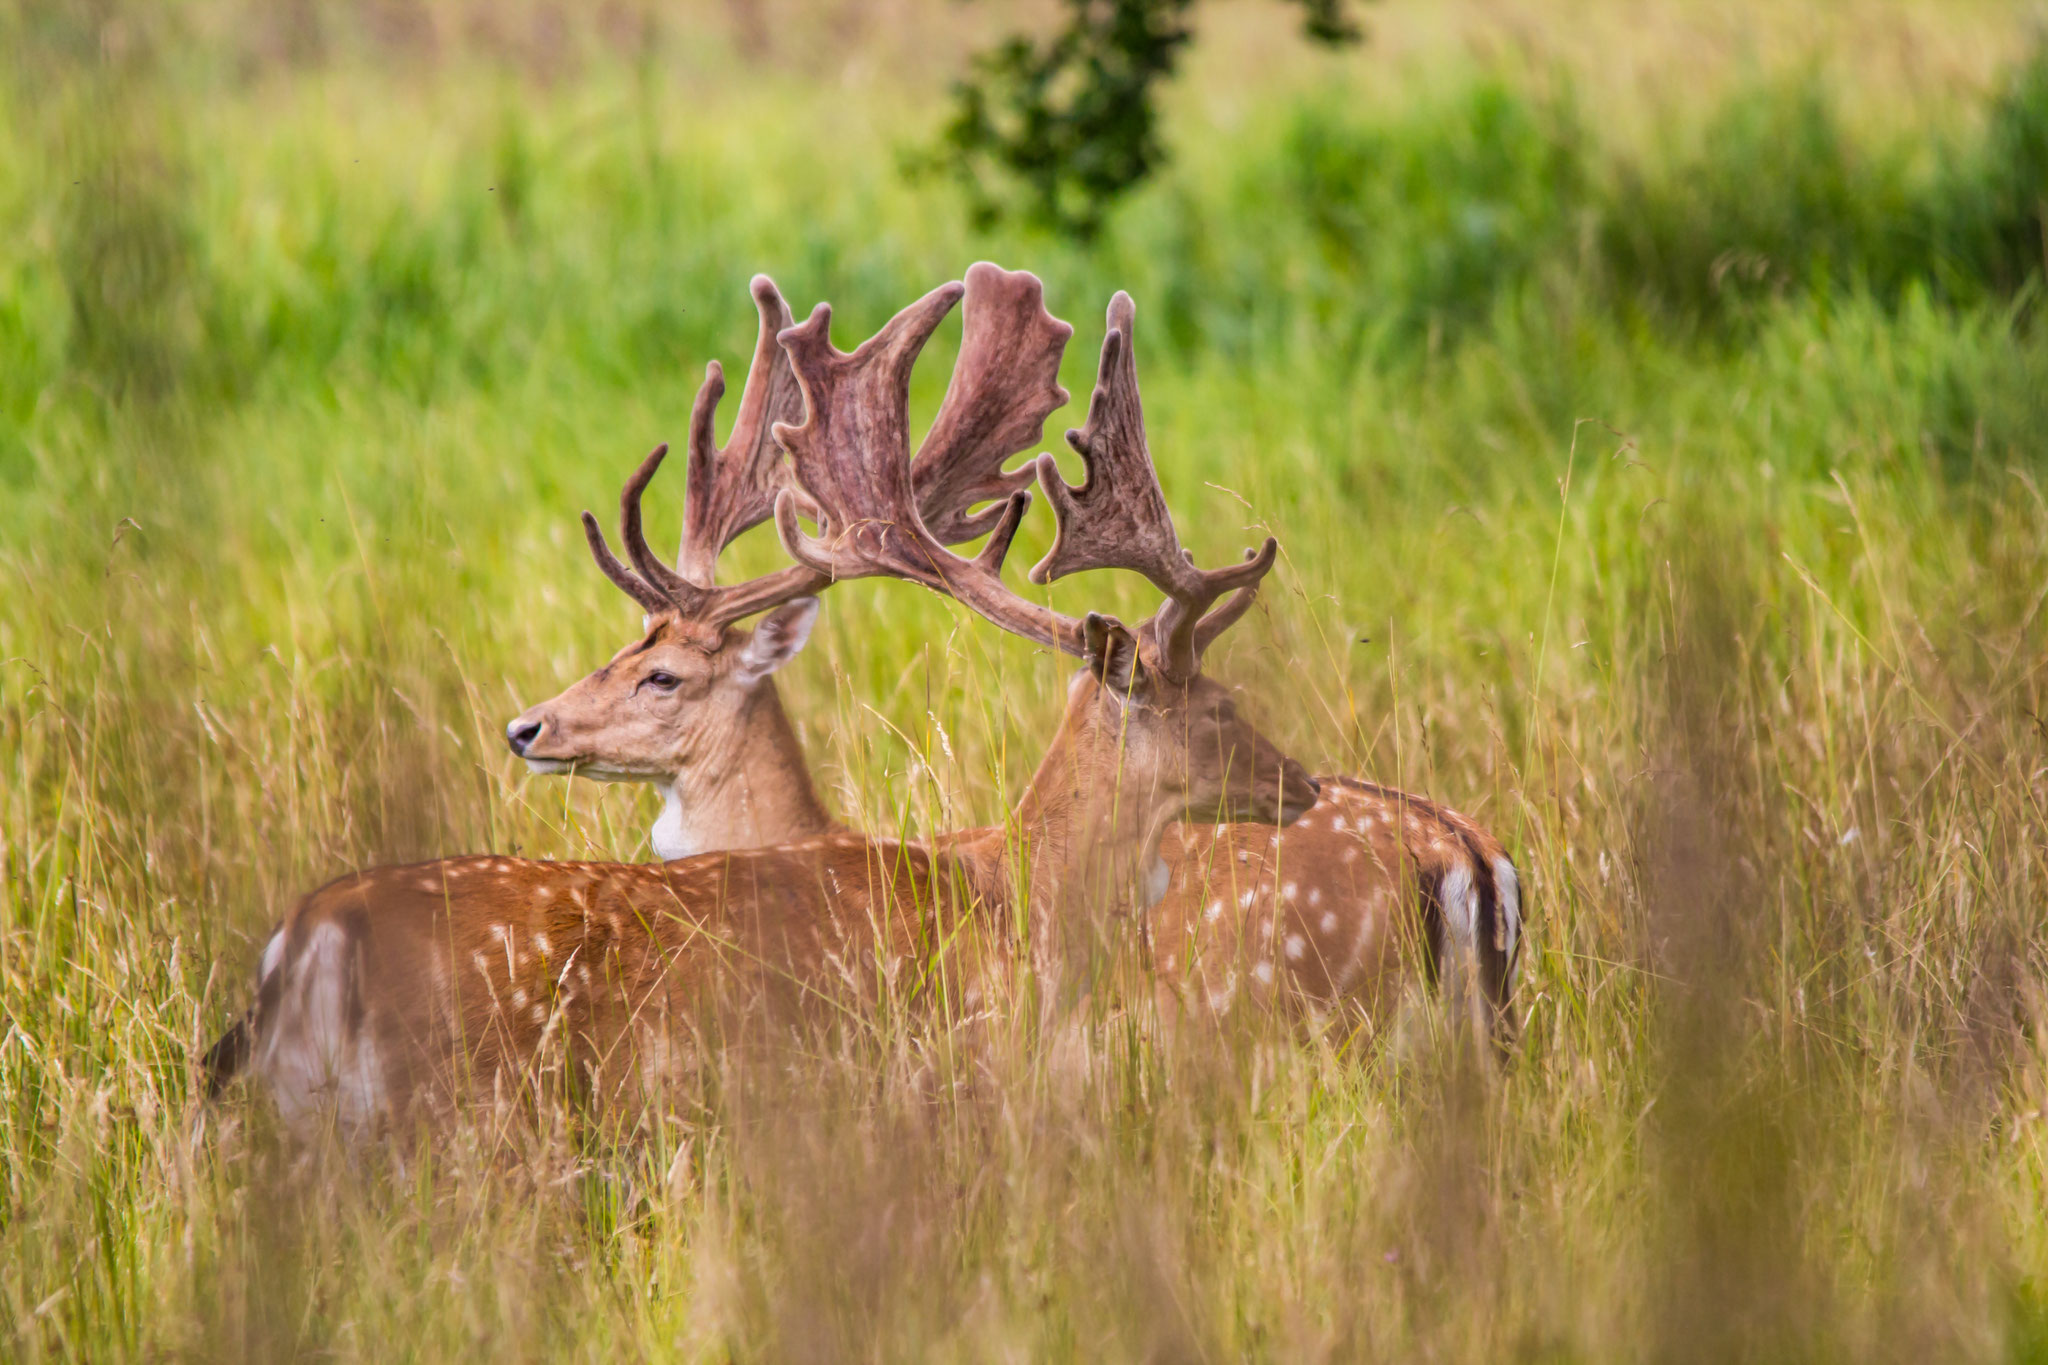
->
[253,923,386,1137]
[1492,855,1522,993]
[259,930,286,983]
[1439,860,1478,950]
[1436,857,1487,1041]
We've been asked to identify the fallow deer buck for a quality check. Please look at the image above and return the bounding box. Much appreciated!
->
[202,277,1317,1135]
[503,264,1074,860]
[513,274,1525,1053]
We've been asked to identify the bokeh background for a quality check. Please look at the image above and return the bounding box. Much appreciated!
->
[3,0,2047,1358]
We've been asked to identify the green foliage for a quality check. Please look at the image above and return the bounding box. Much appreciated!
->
[1275,78,1589,345]
[930,0,1363,238]
[1940,46,2048,299]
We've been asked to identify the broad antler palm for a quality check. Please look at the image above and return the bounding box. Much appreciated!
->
[774,277,1276,677]
[582,266,1074,640]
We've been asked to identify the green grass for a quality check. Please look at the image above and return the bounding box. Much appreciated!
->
[3,2,2047,1359]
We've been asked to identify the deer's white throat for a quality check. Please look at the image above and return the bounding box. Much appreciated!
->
[651,782,703,862]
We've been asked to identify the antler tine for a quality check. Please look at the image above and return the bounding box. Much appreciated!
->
[617,443,704,609]
[583,276,831,633]
[910,262,1074,544]
[581,508,671,616]
[1028,290,1277,681]
[676,275,807,588]
[771,283,1085,658]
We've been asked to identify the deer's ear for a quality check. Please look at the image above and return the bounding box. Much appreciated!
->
[735,597,820,685]
[1083,612,1141,697]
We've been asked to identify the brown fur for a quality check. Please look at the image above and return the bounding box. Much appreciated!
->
[1152,778,1522,1051]
[221,641,1317,1132]
[252,840,986,1121]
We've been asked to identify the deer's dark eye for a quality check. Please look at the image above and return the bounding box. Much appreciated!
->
[644,671,682,691]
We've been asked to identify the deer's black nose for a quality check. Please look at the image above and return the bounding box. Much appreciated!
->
[506,718,544,756]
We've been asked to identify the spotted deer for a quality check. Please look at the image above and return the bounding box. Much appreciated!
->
[509,275,1525,1053]
[504,263,1073,860]
[202,277,1317,1134]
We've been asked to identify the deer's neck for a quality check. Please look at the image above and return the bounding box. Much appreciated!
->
[651,680,837,860]
[955,714,1172,977]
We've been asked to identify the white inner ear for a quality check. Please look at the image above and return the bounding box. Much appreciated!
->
[735,597,820,685]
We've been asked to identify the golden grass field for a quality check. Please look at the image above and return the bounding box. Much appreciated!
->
[3,0,2047,1358]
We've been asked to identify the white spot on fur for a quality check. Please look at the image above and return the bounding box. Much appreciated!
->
[533,932,552,957]
[1239,889,1256,909]
[490,923,517,977]
[1285,935,1307,961]
[1253,961,1274,985]
[1308,887,1323,907]
[1204,899,1223,923]
[1282,881,1298,901]
[512,988,528,1009]
[1321,912,1339,934]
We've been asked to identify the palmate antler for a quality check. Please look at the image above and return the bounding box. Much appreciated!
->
[773,273,1274,680]
[911,263,1074,544]
[1030,291,1277,682]
[583,267,1073,640]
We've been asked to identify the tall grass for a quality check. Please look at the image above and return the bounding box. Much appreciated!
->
[2,1,2046,1359]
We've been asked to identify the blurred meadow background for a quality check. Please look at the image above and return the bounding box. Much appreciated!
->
[4,0,2048,1358]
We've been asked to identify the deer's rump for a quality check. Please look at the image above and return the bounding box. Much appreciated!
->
[218,840,994,1133]
[1154,777,1522,1038]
